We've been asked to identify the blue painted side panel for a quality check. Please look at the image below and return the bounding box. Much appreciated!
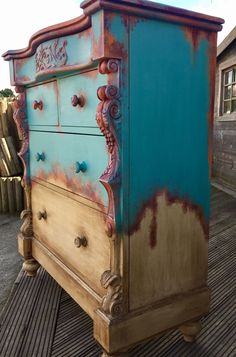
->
[129,20,210,226]
[58,70,107,127]
[29,131,108,205]
[27,81,59,126]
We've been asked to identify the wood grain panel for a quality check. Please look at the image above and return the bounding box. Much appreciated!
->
[31,181,110,295]
[129,192,208,310]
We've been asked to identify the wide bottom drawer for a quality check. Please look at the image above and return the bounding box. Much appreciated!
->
[31,181,110,296]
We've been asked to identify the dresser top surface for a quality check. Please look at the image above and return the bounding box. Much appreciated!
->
[81,0,224,27]
[2,0,223,62]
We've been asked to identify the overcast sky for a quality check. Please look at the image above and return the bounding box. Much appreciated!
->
[0,0,234,89]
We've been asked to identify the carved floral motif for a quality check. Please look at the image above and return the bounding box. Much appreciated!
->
[100,270,123,318]
[35,38,67,72]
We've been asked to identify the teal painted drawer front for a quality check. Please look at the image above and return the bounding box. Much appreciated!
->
[58,70,107,127]
[27,81,59,126]
[29,131,108,207]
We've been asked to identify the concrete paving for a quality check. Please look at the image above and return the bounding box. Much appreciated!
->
[0,214,22,315]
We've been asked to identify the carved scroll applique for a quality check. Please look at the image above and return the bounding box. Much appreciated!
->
[101,270,123,318]
[13,86,33,238]
[35,39,67,72]
[96,60,121,238]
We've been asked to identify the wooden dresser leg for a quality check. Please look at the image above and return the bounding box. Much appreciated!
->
[179,320,202,342]
[23,258,40,277]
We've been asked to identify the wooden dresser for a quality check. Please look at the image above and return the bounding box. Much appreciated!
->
[3,1,223,355]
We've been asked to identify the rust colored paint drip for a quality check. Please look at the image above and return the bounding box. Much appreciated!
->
[182,27,208,63]
[165,191,209,239]
[92,11,104,59]
[127,15,146,32]
[14,58,31,83]
[129,190,209,247]
[149,196,158,248]
[34,164,106,210]
[104,13,128,60]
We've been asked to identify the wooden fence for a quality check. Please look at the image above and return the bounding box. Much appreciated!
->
[0,98,24,214]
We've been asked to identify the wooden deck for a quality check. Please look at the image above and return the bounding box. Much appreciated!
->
[0,185,236,356]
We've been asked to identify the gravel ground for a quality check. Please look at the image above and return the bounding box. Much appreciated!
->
[0,214,22,315]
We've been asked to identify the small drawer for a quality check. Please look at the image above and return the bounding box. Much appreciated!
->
[58,70,107,128]
[26,81,59,126]
[29,131,108,207]
[31,182,110,295]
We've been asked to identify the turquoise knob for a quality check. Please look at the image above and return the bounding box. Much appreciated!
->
[36,152,45,162]
[75,161,87,173]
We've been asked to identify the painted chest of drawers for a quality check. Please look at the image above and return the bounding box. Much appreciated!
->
[3,1,223,355]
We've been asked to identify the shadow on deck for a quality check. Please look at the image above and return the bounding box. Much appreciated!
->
[0,186,236,356]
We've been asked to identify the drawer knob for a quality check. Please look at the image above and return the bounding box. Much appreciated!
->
[75,161,87,173]
[74,236,87,248]
[33,100,43,110]
[37,210,47,220]
[36,152,45,162]
[71,94,85,108]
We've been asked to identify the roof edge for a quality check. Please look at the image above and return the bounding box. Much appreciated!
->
[217,26,236,57]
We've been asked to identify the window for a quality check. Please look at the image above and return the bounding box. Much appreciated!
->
[222,67,236,114]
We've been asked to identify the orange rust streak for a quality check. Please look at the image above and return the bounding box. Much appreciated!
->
[34,165,106,210]
[129,190,209,246]
[183,26,208,56]
[104,13,128,60]
[127,15,146,32]
[105,30,128,60]
[92,12,104,59]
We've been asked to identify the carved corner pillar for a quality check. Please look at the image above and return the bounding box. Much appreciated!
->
[100,270,123,318]
[96,59,123,318]
[13,86,39,276]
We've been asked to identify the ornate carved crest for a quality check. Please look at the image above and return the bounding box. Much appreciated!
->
[35,38,67,72]
[100,270,123,318]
